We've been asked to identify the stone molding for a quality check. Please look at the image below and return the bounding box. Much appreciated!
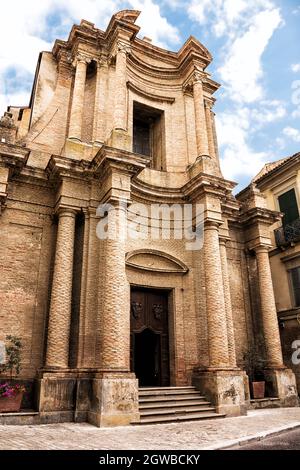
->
[126,249,189,274]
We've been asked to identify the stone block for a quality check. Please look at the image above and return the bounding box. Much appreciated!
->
[88,373,140,427]
[193,369,247,416]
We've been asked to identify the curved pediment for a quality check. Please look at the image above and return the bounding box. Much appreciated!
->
[126,249,189,274]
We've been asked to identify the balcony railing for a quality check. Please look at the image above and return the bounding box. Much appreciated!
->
[274,217,300,247]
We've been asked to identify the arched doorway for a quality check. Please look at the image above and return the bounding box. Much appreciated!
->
[130,288,170,387]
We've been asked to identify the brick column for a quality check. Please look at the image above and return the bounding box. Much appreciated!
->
[93,59,107,143]
[219,239,237,367]
[101,203,129,371]
[211,110,220,163]
[193,71,209,158]
[255,246,284,368]
[114,42,129,131]
[204,100,216,160]
[204,222,230,367]
[68,57,88,140]
[45,208,76,368]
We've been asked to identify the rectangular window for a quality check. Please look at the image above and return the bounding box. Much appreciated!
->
[278,188,299,226]
[132,101,165,170]
[290,266,300,307]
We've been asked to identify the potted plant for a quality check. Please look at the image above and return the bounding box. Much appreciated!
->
[0,336,25,413]
[243,349,266,400]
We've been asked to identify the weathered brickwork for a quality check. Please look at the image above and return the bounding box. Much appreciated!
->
[0,10,298,427]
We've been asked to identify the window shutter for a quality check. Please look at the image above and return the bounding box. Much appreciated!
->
[278,189,299,226]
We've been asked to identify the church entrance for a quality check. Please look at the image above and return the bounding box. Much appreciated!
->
[130,288,170,387]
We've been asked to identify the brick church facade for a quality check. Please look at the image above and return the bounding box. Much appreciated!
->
[0,10,298,426]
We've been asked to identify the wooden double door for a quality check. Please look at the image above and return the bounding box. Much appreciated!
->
[130,288,170,387]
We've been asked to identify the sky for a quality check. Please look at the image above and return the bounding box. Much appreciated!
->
[0,0,299,189]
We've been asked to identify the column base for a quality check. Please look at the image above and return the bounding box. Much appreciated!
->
[88,372,140,427]
[263,367,299,407]
[36,369,77,418]
[36,369,93,424]
[107,129,131,152]
[192,368,247,416]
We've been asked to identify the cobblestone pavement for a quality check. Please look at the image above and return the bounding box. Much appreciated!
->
[0,408,300,450]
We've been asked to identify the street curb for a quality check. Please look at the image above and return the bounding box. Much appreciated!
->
[205,423,300,450]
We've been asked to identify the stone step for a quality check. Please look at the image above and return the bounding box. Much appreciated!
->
[140,406,216,416]
[139,386,196,392]
[136,387,225,425]
[139,394,206,403]
[139,390,199,397]
[0,410,40,426]
[136,412,226,425]
[139,400,212,410]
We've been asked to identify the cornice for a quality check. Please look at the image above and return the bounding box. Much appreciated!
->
[0,142,29,167]
[131,178,184,204]
[183,171,236,201]
[127,81,175,103]
[91,145,150,181]
[239,207,281,226]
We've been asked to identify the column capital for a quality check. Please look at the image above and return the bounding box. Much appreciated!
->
[219,237,230,246]
[96,56,108,68]
[116,39,131,55]
[204,220,221,230]
[204,98,214,110]
[110,40,131,62]
[253,244,270,254]
[72,54,91,68]
[193,65,205,84]
[56,207,77,218]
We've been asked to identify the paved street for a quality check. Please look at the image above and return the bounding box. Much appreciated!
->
[0,408,300,450]
[230,427,300,450]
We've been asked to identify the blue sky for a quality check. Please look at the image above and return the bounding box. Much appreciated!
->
[0,0,299,189]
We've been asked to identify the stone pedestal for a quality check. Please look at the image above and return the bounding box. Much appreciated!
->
[88,373,139,427]
[193,368,247,416]
[107,128,131,151]
[36,370,77,423]
[263,368,299,407]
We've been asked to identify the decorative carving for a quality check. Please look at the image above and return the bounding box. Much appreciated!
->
[183,66,205,94]
[72,54,92,68]
[204,99,214,110]
[153,304,163,320]
[131,301,142,320]
[96,55,108,68]
[0,112,16,129]
[115,10,141,24]
[109,40,131,63]
[117,40,131,55]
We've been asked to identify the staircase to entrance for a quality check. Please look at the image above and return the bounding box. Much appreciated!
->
[134,386,226,424]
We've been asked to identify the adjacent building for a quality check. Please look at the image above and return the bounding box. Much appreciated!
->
[243,153,300,392]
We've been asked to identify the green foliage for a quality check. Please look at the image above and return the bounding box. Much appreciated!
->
[0,336,23,378]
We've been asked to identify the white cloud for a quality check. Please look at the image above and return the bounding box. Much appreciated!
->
[292,64,300,73]
[187,1,284,185]
[216,108,270,181]
[128,0,180,47]
[283,127,300,142]
[292,109,300,119]
[215,99,287,181]
[0,0,179,114]
[217,7,282,103]
[251,100,286,125]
